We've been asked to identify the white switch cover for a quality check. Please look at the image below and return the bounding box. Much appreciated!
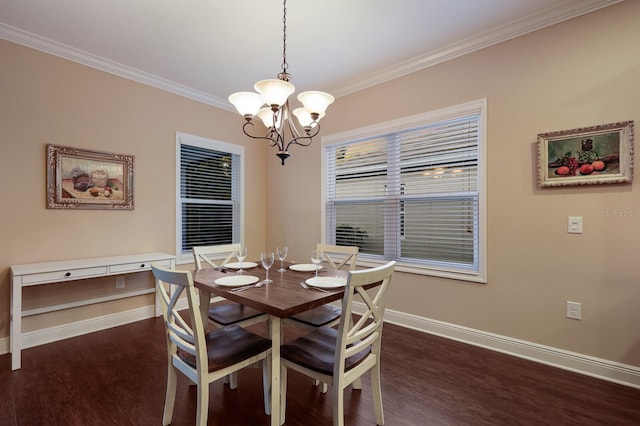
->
[568,216,583,234]
[567,301,582,320]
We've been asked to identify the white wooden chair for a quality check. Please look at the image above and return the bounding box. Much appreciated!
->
[287,243,359,330]
[193,244,268,328]
[286,244,359,393]
[152,263,271,426]
[193,244,269,389]
[279,261,395,426]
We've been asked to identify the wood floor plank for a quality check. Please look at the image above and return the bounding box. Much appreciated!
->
[1,317,638,425]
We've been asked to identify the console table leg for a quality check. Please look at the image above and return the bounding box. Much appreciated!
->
[10,276,22,370]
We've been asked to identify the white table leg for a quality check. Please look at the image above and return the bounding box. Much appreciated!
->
[10,276,22,370]
[270,316,281,426]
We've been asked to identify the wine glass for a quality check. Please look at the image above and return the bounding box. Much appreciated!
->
[276,246,288,272]
[261,252,275,283]
[236,246,248,274]
[311,249,323,278]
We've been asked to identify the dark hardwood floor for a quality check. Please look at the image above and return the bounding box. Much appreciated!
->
[2,316,639,425]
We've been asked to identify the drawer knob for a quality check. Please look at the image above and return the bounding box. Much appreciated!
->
[65,272,71,277]
[140,263,146,268]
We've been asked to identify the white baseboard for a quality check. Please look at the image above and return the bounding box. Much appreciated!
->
[379,307,640,389]
[2,300,639,390]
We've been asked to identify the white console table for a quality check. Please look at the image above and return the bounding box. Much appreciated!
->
[10,252,175,370]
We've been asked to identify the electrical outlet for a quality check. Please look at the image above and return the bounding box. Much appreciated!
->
[566,301,581,320]
[116,276,125,289]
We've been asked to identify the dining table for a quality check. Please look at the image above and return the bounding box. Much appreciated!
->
[192,261,349,426]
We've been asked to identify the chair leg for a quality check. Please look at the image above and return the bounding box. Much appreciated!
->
[162,364,178,426]
[279,365,288,426]
[262,356,271,415]
[332,384,345,426]
[229,372,238,389]
[371,364,384,425]
[352,377,362,390]
[313,378,329,393]
[196,378,209,426]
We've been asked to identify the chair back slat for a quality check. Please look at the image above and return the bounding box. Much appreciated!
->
[317,243,359,271]
[335,261,395,377]
[152,263,207,368]
[193,243,241,270]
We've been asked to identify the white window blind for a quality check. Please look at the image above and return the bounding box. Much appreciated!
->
[176,133,242,262]
[323,100,485,280]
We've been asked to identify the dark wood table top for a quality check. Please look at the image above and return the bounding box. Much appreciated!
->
[193,263,348,318]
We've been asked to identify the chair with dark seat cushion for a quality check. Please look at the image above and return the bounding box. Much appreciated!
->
[286,243,359,392]
[288,243,358,330]
[279,261,396,426]
[193,244,269,388]
[151,264,271,426]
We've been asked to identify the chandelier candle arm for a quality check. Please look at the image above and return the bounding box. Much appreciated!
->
[227,0,333,165]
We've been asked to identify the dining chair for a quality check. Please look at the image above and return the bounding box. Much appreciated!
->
[287,243,359,330]
[193,244,270,388]
[286,243,359,392]
[152,263,272,426]
[279,261,396,426]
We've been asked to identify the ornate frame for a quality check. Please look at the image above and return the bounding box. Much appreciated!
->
[46,144,134,209]
[537,121,634,187]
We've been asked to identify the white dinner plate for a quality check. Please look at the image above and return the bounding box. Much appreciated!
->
[214,275,259,287]
[305,277,347,289]
[223,261,259,269]
[289,263,322,272]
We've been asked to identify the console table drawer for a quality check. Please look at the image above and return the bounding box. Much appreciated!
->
[21,266,108,285]
[109,259,171,273]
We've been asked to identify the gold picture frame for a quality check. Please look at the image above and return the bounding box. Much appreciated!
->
[46,144,134,209]
[536,121,634,187]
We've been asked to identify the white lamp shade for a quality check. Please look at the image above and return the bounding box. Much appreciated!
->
[254,79,295,107]
[228,92,264,117]
[297,91,334,115]
[293,108,325,127]
[256,107,282,128]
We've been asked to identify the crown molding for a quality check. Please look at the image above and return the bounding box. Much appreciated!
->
[0,0,623,106]
[0,23,234,112]
[332,0,623,97]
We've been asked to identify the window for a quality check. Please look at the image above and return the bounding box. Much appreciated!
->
[322,100,486,282]
[176,132,243,264]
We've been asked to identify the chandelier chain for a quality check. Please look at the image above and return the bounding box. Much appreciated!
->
[281,0,288,75]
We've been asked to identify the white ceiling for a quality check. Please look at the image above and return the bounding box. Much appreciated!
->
[0,0,622,111]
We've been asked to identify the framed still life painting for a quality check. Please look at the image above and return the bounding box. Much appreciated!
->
[536,121,634,187]
[46,144,134,209]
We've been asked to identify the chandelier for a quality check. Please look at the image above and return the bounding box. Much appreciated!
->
[228,0,334,165]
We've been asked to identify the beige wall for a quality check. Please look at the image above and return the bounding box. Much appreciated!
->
[0,39,267,333]
[268,1,640,367]
[1,1,639,368]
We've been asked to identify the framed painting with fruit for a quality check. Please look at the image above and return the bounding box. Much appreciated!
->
[537,121,634,187]
[46,144,134,209]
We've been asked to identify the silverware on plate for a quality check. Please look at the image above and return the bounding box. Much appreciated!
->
[231,280,267,292]
[299,281,329,293]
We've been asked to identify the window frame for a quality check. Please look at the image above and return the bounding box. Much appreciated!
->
[321,99,487,283]
[175,132,245,265]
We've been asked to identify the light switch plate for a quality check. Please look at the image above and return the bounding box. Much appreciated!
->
[568,216,582,234]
